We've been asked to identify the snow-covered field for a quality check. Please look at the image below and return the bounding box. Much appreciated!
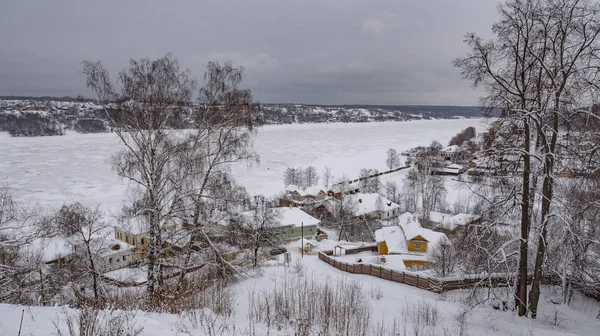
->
[1,252,598,335]
[0,119,486,213]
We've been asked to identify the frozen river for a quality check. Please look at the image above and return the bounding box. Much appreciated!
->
[0,118,486,212]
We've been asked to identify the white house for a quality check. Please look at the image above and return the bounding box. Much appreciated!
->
[345,193,401,220]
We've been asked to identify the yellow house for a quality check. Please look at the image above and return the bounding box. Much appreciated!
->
[114,218,152,261]
[374,213,448,269]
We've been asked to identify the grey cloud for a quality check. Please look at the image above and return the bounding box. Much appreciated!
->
[0,0,496,105]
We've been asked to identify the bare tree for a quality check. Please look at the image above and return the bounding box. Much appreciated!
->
[429,239,456,278]
[384,181,399,204]
[283,167,296,187]
[283,167,305,188]
[358,169,380,193]
[235,196,281,268]
[53,203,108,302]
[322,166,333,189]
[82,55,260,302]
[386,148,401,170]
[0,185,46,304]
[455,0,600,318]
[304,166,319,187]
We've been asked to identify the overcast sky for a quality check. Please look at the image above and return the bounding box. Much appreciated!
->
[0,0,498,105]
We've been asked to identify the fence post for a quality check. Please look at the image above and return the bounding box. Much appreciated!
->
[390,269,394,282]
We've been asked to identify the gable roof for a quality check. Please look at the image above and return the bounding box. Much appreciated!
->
[239,207,320,228]
[428,211,480,231]
[375,212,448,254]
[346,193,400,216]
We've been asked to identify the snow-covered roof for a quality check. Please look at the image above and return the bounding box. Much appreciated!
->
[375,212,448,254]
[26,236,73,263]
[286,186,327,196]
[442,145,460,153]
[374,226,408,254]
[299,186,327,196]
[67,228,135,258]
[296,238,318,248]
[346,193,400,216]
[275,208,320,227]
[119,216,149,235]
[239,207,320,228]
[428,212,480,231]
[446,163,463,170]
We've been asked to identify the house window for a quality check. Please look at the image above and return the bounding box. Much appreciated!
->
[414,243,422,249]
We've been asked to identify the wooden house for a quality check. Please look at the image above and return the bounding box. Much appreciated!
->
[558,167,575,178]
[374,213,448,268]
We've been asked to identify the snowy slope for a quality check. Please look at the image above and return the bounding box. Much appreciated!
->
[1,252,598,335]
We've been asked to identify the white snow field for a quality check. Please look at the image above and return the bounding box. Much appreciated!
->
[0,252,598,335]
[0,119,487,213]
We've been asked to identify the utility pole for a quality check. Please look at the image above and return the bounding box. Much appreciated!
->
[301,221,304,258]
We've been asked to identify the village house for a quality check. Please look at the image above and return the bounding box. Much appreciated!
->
[279,186,330,207]
[84,234,135,272]
[439,145,461,161]
[346,193,401,220]
[427,211,481,233]
[374,213,448,268]
[114,219,151,261]
[431,163,465,176]
[558,167,575,178]
[237,207,322,242]
[30,229,136,273]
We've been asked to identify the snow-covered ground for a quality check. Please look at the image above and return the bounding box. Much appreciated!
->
[1,252,598,335]
[0,119,486,214]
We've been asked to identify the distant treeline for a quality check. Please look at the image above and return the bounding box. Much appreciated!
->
[0,97,485,137]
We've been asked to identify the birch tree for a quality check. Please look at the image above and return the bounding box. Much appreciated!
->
[82,55,260,302]
[386,148,400,170]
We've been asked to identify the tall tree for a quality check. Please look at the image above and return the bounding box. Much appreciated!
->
[455,0,600,317]
[322,166,333,189]
[83,55,260,301]
[304,166,319,187]
[386,148,400,170]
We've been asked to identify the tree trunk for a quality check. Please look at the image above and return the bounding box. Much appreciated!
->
[253,244,259,268]
[516,119,531,316]
[529,102,559,319]
[529,171,552,318]
[86,242,99,301]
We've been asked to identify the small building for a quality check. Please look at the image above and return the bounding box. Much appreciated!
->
[345,193,401,220]
[432,163,464,176]
[114,218,152,260]
[237,207,321,242]
[374,213,448,268]
[440,145,462,161]
[558,167,575,178]
[280,186,330,207]
[297,238,318,253]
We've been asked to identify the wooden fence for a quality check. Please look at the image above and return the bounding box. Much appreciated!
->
[319,251,534,293]
[319,251,440,292]
[319,251,600,299]
[331,166,410,187]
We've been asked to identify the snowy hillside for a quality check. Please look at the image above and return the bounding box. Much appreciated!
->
[1,252,598,336]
